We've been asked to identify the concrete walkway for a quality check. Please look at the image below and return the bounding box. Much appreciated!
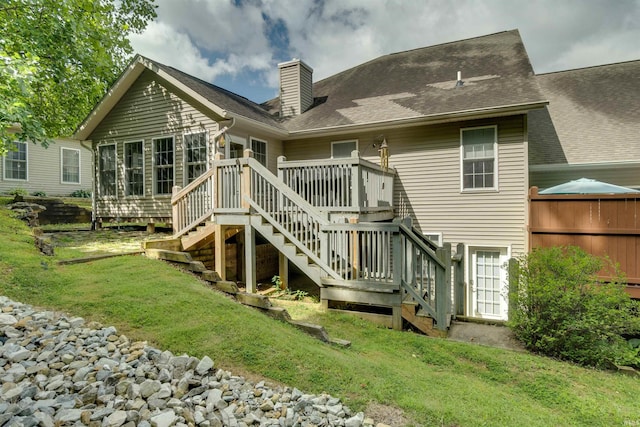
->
[448,320,525,351]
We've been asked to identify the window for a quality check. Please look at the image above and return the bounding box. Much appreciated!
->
[124,141,144,196]
[153,136,174,195]
[61,147,80,184]
[250,137,267,166]
[461,126,497,190]
[98,144,116,197]
[184,132,207,183]
[331,140,357,158]
[4,141,27,181]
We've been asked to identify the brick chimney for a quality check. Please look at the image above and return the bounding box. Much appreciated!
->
[278,59,313,117]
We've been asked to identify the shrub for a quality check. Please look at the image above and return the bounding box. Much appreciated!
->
[8,188,27,197]
[70,189,92,198]
[31,191,46,197]
[508,246,640,368]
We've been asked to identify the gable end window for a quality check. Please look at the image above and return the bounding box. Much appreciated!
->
[184,132,208,183]
[4,141,28,181]
[331,140,358,158]
[250,137,267,167]
[61,147,80,184]
[461,126,497,191]
[98,144,117,197]
[124,141,144,196]
[153,136,174,195]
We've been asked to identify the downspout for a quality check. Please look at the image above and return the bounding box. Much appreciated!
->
[79,139,97,230]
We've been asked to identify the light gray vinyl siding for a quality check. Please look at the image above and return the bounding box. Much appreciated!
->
[284,115,529,255]
[0,139,92,196]
[90,70,220,222]
[279,60,313,117]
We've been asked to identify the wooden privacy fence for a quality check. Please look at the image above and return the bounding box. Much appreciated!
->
[529,187,640,297]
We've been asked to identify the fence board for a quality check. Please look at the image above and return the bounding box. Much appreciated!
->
[529,187,640,290]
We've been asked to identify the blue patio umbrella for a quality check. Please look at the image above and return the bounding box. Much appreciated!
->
[539,178,640,195]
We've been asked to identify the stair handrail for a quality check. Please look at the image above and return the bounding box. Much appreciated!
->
[397,223,451,329]
[171,168,216,238]
[242,157,343,280]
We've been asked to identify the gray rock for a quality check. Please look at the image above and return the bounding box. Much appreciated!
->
[107,410,128,427]
[54,409,83,423]
[0,313,18,325]
[150,409,177,427]
[195,356,214,375]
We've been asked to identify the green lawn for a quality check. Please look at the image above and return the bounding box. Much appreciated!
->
[0,198,638,427]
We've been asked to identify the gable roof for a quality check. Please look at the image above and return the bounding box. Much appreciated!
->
[74,55,285,141]
[266,29,547,135]
[529,59,640,166]
[75,30,546,141]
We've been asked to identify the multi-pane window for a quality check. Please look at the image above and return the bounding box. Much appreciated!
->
[61,147,80,184]
[124,141,144,196]
[251,138,267,166]
[461,126,497,190]
[184,132,207,183]
[332,140,357,158]
[4,141,27,180]
[153,136,174,195]
[98,144,116,197]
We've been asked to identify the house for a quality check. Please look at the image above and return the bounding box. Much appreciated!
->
[1,138,92,197]
[77,29,617,332]
[528,60,640,190]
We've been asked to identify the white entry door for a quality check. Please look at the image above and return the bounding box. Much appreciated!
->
[470,247,509,320]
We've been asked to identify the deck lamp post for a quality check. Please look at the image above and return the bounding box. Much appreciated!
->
[378,137,389,171]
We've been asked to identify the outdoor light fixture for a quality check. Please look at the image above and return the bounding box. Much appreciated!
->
[217,132,227,149]
[378,136,389,171]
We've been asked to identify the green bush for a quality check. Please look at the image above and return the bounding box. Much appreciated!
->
[31,191,46,197]
[508,246,640,368]
[70,189,92,198]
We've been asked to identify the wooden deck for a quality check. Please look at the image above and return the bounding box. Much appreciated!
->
[169,149,454,333]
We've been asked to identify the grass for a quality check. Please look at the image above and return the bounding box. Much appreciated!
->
[1,198,639,426]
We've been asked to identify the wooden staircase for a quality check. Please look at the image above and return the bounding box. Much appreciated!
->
[169,156,454,335]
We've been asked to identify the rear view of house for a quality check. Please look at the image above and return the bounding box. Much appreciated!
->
[75,30,557,330]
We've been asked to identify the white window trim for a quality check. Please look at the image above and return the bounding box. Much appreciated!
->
[183,131,209,184]
[331,139,359,158]
[459,125,498,192]
[225,134,247,159]
[60,147,81,185]
[423,232,443,246]
[249,136,268,167]
[98,143,117,198]
[3,141,28,182]
[124,140,145,197]
[465,244,511,320]
[152,135,175,196]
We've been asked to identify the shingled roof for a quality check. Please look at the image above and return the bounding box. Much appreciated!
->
[529,60,640,165]
[267,29,546,133]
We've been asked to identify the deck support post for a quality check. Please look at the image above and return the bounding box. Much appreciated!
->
[392,228,403,331]
[244,224,256,293]
[214,224,227,280]
[349,217,359,279]
[351,150,361,209]
[278,252,289,290]
[435,243,452,330]
[171,185,181,234]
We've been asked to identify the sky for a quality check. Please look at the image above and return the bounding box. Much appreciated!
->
[129,0,640,104]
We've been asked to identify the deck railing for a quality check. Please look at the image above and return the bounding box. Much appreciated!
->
[171,168,215,238]
[277,152,395,210]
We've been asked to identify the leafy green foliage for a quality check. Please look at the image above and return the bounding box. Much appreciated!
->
[508,246,640,368]
[0,0,157,154]
[70,189,92,198]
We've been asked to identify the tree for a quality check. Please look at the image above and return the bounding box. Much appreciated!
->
[0,0,157,155]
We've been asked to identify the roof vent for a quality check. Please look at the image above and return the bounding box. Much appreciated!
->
[455,70,464,88]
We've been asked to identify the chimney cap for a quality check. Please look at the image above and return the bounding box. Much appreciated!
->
[277,58,313,73]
